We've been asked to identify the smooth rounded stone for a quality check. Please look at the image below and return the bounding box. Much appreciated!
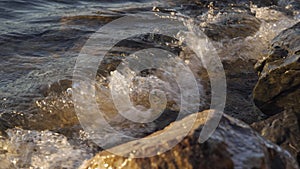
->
[252,111,300,164]
[253,22,300,116]
[80,110,299,169]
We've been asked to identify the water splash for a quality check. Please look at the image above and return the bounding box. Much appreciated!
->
[0,128,92,169]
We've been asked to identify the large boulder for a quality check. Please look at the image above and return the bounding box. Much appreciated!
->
[252,111,300,164]
[252,21,300,165]
[253,22,300,116]
[80,110,299,169]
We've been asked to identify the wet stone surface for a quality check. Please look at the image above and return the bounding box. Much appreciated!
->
[253,22,300,116]
[80,110,299,169]
[252,21,300,165]
[252,111,300,164]
[0,1,299,168]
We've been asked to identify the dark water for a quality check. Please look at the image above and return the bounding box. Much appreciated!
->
[0,0,162,117]
[0,0,299,168]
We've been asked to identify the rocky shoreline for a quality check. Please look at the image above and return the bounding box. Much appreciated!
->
[80,1,300,169]
[0,0,299,168]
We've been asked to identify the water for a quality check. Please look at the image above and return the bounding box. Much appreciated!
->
[0,0,299,168]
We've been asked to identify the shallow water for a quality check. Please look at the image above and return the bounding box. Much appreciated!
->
[0,0,299,168]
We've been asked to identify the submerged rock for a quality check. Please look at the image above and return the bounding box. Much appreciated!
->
[253,22,300,116]
[80,110,299,169]
[252,111,300,164]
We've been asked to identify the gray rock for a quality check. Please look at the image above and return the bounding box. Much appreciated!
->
[80,110,299,169]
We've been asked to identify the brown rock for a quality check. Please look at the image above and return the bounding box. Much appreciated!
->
[252,111,300,164]
[252,22,300,165]
[80,110,299,169]
[253,22,300,116]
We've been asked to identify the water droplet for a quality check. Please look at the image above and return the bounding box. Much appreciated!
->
[66,88,72,95]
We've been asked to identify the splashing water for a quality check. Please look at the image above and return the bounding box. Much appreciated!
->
[0,128,92,169]
[0,1,299,168]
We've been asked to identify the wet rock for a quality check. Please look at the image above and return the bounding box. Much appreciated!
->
[253,22,300,116]
[12,79,79,131]
[174,0,278,8]
[252,111,300,164]
[223,59,261,123]
[252,22,300,164]
[202,6,261,41]
[29,91,78,130]
[80,110,299,169]
[195,58,261,124]
[157,1,262,41]
[0,78,78,135]
[39,79,72,97]
[0,118,9,138]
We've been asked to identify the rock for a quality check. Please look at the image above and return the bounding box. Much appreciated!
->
[196,58,261,124]
[252,22,300,164]
[252,111,300,164]
[223,59,261,123]
[173,0,278,7]
[0,118,9,138]
[80,110,299,169]
[253,22,300,116]
[252,22,300,162]
[14,79,79,130]
[202,6,261,41]
[155,2,262,41]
